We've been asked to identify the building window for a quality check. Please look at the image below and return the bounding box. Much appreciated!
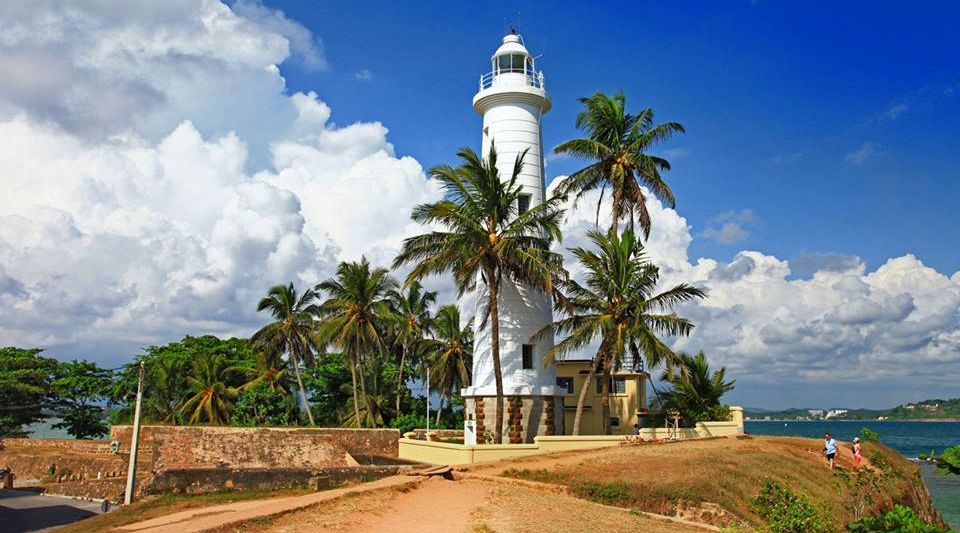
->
[556,377,574,394]
[517,194,531,214]
[521,344,534,369]
[610,416,621,427]
[596,377,627,394]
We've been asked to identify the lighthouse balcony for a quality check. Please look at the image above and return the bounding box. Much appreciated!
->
[479,69,545,92]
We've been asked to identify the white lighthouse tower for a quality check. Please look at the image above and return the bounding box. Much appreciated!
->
[462,31,565,444]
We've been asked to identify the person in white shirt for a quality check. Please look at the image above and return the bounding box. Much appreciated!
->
[823,433,839,469]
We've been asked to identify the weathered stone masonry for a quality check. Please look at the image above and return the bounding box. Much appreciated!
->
[465,395,564,443]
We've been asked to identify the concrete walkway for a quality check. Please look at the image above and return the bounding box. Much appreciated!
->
[0,489,107,533]
[117,475,421,533]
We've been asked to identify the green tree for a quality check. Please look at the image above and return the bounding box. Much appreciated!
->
[386,280,436,412]
[316,258,397,427]
[0,347,59,437]
[661,351,735,424]
[554,92,684,236]
[394,145,567,444]
[110,336,253,425]
[548,230,704,434]
[178,352,238,425]
[233,381,296,427]
[253,283,322,426]
[423,305,473,425]
[51,360,113,439]
[304,352,354,426]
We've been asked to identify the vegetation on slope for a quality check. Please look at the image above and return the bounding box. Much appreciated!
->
[498,436,946,531]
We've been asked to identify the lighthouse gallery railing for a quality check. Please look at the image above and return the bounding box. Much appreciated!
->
[479,70,546,91]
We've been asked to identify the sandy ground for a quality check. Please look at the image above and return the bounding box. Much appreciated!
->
[218,476,710,533]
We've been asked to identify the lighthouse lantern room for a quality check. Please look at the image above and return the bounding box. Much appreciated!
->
[462,32,565,445]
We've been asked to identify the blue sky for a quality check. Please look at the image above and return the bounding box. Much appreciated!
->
[0,1,957,409]
[275,0,959,274]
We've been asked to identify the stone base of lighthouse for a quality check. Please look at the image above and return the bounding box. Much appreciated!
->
[463,394,564,444]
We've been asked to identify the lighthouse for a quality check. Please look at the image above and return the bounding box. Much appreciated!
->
[462,32,565,444]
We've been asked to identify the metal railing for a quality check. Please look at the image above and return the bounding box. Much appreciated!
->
[479,70,546,91]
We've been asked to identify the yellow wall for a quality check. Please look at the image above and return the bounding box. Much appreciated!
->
[555,361,647,435]
[398,411,745,466]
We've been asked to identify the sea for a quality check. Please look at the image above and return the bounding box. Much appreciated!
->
[746,420,960,529]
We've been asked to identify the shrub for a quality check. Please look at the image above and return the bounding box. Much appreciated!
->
[389,413,433,434]
[751,478,831,533]
[936,444,960,476]
[848,504,949,532]
[577,481,632,503]
[860,427,880,443]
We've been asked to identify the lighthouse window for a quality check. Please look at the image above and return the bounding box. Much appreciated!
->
[521,344,534,369]
[497,54,528,73]
[517,194,531,214]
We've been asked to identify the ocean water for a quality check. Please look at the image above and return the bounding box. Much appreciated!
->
[746,420,960,528]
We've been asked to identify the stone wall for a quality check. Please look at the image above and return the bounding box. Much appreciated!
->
[465,395,564,444]
[0,438,111,453]
[109,426,400,471]
[146,464,421,495]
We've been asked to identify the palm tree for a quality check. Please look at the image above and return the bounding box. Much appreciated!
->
[393,144,567,444]
[386,281,437,412]
[316,257,397,428]
[547,230,705,434]
[179,352,239,425]
[661,351,735,424]
[423,305,473,425]
[146,357,184,424]
[253,283,321,426]
[232,349,290,394]
[554,91,685,237]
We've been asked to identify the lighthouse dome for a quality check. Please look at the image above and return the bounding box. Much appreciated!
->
[491,33,529,58]
[489,32,535,77]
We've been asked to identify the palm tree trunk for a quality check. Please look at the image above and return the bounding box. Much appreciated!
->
[356,343,374,427]
[290,348,316,426]
[435,395,444,426]
[395,341,407,413]
[572,367,594,435]
[610,192,621,234]
[601,358,612,435]
[488,269,505,445]
[349,356,361,428]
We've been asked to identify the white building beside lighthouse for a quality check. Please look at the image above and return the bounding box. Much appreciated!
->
[462,32,565,444]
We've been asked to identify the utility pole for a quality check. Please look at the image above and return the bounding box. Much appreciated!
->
[425,367,430,433]
[124,360,145,505]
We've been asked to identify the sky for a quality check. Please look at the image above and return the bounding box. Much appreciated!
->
[0,1,957,409]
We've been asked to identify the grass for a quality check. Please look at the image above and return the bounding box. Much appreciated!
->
[55,487,312,533]
[496,436,929,530]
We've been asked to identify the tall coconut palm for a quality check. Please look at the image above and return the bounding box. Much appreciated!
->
[554,92,685,237]
[661,351,735,424]
[253,283,321,426]
[393,144,566,444]
[179,352,238,425]
[386,281,437,412]
[548,230,705,434]
[423,305,473,425]
[316,257,397,428]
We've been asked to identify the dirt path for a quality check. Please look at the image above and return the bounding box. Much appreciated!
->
[224,476,712,533]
